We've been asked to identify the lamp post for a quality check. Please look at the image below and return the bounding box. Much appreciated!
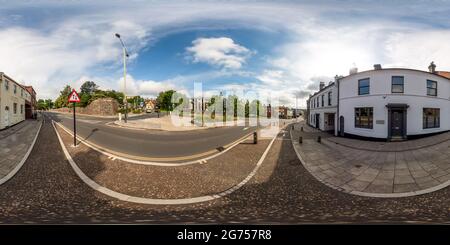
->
[115,33,129,123]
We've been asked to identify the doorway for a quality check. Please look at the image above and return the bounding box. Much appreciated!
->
[387,104,408,140]
[326,113,335,132]
[4,106,10,128]
[339,116,344,136]
[391,110,404,137]
[315,114,320,129]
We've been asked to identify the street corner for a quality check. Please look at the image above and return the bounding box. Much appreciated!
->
[290,122,450,198]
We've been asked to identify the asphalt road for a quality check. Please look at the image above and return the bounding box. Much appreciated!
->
[45,112,257,161]
[47,111,158,123]
[1,118,449,224]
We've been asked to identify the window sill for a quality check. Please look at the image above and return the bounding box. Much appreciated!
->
[354,127,374,131]
[423,127,440,130]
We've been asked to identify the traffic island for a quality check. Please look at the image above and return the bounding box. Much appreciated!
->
[113,115,248,132]
[54,122,271,202]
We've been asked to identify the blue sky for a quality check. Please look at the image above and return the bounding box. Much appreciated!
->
[1,0,450,107]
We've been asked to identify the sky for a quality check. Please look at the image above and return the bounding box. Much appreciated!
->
[1,0,450,108]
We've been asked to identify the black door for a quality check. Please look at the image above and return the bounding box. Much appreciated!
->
[339,116,345,136]
[315,114,320,128]
[391,110,404,137]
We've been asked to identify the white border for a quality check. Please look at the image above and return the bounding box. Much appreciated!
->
[54,121,255,166]
[53,120,278,205]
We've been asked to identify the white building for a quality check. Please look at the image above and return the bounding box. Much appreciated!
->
[306,81,338,132]
[0,73,32,130]
[307,63,450,141]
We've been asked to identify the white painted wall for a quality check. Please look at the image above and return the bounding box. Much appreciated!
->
[338,69,450,138]
[308,83,338,131]
[0,74,27,129]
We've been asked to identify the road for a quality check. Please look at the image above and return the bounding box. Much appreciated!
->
[1,118,449,224]
[46,112,257,161]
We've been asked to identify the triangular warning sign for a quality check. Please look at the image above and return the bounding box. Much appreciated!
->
[68,89,81,103]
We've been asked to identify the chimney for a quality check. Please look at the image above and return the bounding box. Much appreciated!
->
[319,81,325,90]
[349,67,358,75]
[374,64,382,70]
[428,61,436,73]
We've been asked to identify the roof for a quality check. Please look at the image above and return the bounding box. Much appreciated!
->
[337,68,450,81]
[437,71,450,79]
[0,72,33,97]
[308,82,335,100]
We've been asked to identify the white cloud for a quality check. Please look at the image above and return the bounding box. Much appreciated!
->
[2,0,450,108]
[256,70,285,86]
[385,30,450,70]
[186,37,252,69]
[0,19,149,99]
[118,75,185,98]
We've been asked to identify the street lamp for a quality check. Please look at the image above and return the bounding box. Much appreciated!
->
[115,33,130,123]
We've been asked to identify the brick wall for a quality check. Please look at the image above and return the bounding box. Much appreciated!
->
[53,98,119,116]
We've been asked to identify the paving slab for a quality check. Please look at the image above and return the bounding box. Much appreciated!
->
[291,121,450,197]
[0,119,42,183]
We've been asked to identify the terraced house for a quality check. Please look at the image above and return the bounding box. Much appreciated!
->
[0,73,36,130]
[307,62,450,141]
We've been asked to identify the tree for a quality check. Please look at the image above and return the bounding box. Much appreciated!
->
[45,99,54,109]
[156,90,177,111]
[80,81,98,94]
[37,99,46,110]
[80,93,91,107]
[37,99,54,110]
[54,85,72,108]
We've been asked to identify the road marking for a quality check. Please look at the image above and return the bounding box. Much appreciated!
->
[77,119,102,124]
[0,119,43,186]
[52,120,279,205]
[54,121,256,166]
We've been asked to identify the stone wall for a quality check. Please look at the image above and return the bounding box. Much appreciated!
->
[52,98,119,116]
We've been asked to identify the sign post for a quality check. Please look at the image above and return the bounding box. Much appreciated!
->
[68,89,81,146]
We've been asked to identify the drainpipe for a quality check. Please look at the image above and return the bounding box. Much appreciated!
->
[336,77,340,137]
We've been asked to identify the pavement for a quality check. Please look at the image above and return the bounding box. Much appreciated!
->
[291,121,450,197]
[46,112,257,162]
[0,118,450,223]
[0,118,42,184]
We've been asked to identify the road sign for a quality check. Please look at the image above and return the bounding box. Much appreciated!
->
[68,89,81,103]
[68,89,80,146]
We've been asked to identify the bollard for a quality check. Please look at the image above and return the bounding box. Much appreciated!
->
[317,136,321,143]
[300,126,303,132]
[299,136,303,144]
[253,131,258,144]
